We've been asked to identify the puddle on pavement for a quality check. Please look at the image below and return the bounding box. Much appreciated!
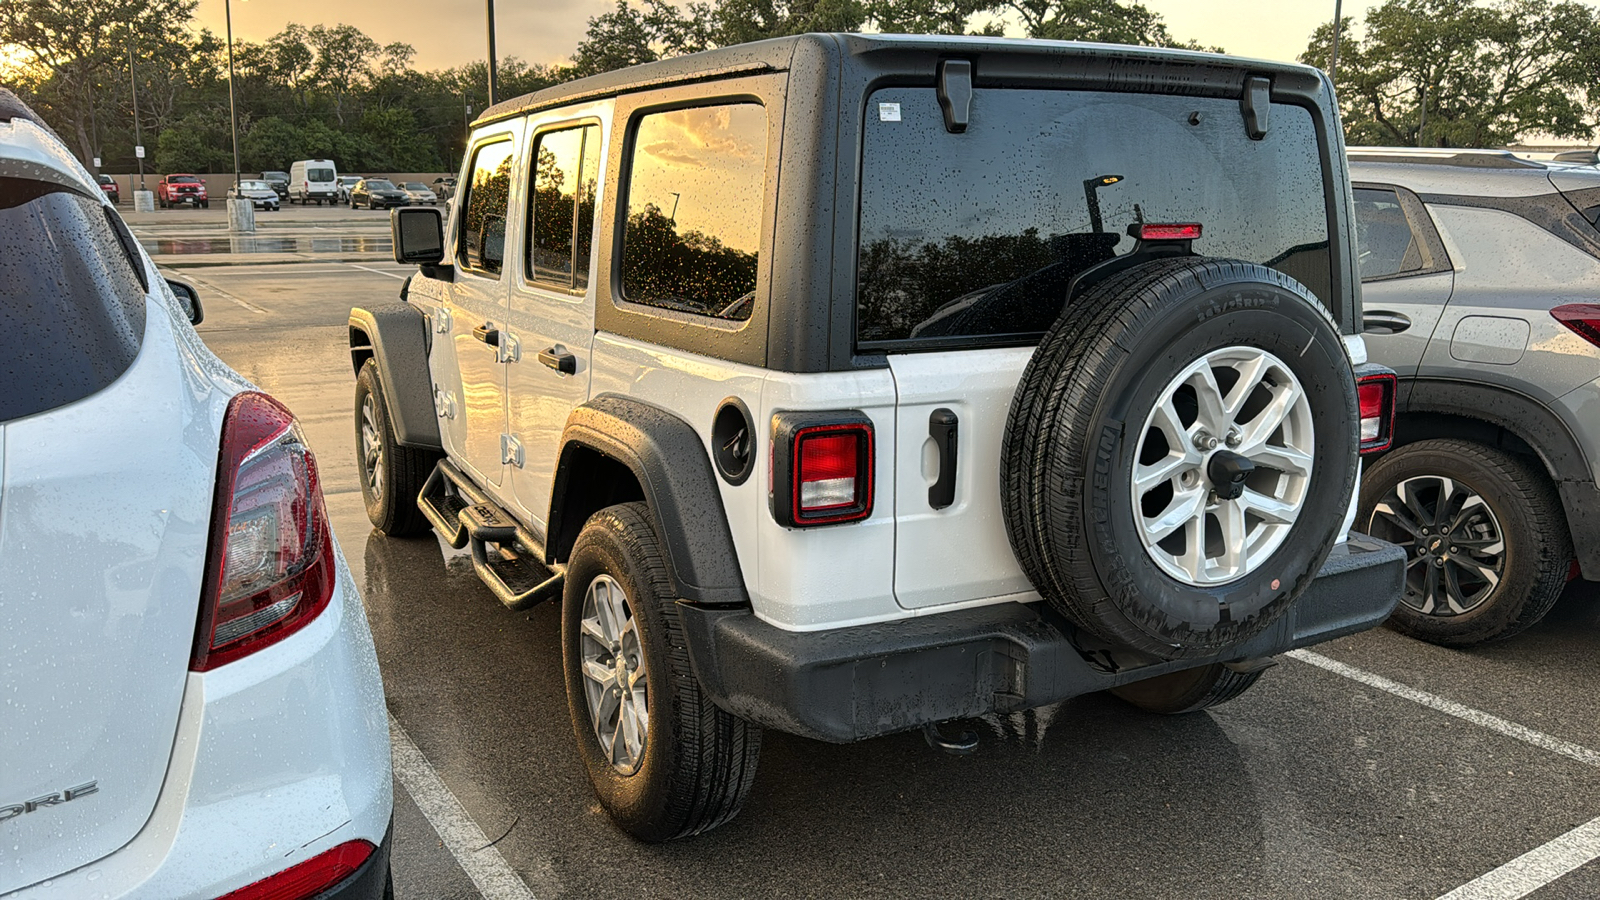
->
[142,236,392,255]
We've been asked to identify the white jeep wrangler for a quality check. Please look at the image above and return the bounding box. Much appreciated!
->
[350,34,1405,841]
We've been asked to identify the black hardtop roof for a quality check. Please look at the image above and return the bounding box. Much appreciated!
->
[474,32,1328,127]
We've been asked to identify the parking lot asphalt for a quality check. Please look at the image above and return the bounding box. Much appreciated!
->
[143,206,1600,899]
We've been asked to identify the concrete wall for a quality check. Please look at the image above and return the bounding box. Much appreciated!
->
[100,172,453,200]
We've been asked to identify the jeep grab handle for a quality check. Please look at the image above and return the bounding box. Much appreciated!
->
[929,408,958,510]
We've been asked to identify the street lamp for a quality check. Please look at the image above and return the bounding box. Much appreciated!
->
[1329,0,1344,82]
[224,0,242,190]
[486,0,499,107]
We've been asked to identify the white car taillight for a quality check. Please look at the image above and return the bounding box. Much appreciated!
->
[1356,371,1397,455]
[191,392,335,671]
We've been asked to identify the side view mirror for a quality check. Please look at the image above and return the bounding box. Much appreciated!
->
[166,278,203,325]
[391,206,447,267]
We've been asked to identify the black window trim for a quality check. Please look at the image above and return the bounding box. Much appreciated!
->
[851,84,1343,354]
[523,116,604,297]
[455,131,519,281]
[1352,181,1453,283]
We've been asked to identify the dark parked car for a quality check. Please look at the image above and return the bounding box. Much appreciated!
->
[261,170,290,200]
[97,173,119,204]
[349,178,409,210]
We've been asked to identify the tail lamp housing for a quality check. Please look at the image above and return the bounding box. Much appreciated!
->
[770,412,874,527]
[191,391,335,672]
[1355,369,1398,455]
[1552,303,1600,347]
[216,839,374,900]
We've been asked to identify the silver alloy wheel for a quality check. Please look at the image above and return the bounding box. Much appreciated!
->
[579,574,649,774]
[1372,476,1506,616]
[360,393,384,502]
[1130,345,1315,586]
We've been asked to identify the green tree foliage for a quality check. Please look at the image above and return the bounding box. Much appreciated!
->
[1004,0,1209,47]
[1302,0,1600,147]
[622,204,758,316]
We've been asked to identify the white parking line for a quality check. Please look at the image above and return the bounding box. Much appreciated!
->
[1286,650,1600,899]
[389,714,537,900]
[1436,816,1600,900]
[173,271,269,313]
[348,263,408,280]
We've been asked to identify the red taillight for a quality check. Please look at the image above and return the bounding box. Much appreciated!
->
[1356,372,1397,455]
[1136,223,1203,241]
[216,840,374,900]
[191,392,335,672]
[1552,304,1600,347]
[770,415,874,527]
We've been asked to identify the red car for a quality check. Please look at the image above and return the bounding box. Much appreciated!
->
[157,173,208,209]
[96,174,120,204]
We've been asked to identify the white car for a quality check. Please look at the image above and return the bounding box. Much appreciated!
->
[0,92,393,899]
[399,181,437,205]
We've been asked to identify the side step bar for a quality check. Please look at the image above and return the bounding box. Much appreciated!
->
[417,461,564,611]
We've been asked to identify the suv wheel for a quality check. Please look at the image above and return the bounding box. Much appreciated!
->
[1110,663,1263,714]
[354,360,438,536]
[1001,257,1359,660]
[562,503,761,841]
[1359,439,1571,645]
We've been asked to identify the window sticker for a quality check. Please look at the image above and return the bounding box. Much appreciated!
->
[878,102,901,122]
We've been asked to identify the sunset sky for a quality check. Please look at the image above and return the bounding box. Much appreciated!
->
[191,1,1390,73]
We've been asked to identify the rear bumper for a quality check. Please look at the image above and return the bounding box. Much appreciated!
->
[681,533,1404,743]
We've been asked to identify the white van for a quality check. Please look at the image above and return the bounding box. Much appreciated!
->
[288,159,338,205]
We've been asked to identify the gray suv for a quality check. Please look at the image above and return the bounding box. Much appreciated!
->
[1351,148,1600,645]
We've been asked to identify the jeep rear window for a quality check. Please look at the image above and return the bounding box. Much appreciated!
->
[620,103,766,320]
[856,88,1332,346]
[0,178,146,423]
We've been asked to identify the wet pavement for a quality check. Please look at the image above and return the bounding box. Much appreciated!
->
[155,206,1600,899]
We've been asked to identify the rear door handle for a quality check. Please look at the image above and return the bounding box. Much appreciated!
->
[1363,311,1411,335]
[472,323,500,346]
[928,408,958,510]
[539,346,576,375]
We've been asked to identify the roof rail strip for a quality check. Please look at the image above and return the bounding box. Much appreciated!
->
[1346,147,1545,170]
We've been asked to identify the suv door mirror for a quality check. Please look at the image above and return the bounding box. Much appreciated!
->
[392,206,446,265]
[166,278,203,325]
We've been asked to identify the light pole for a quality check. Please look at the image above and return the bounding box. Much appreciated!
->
[485,0,499,106]
[127,40,145,191]
[224,0,242,189]
[1329,0,1344,82]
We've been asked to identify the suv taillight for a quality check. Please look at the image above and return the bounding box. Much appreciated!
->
[770,413,874,527]
[1356,371,1397,455]
[191,392,335,672]
[216,840,374,900]
[1552,304,1600,347]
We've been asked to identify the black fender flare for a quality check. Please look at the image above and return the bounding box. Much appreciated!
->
[550,395,748,607]
[1403,378,1600,576]
[347,302,442,450]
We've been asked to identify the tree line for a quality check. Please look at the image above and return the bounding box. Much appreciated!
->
[3,0,1599,179]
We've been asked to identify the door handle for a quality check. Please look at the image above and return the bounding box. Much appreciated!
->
[1363,311,1411,335]
[472,323,500,346]
[539,346,577,375]
[928,408,958,510]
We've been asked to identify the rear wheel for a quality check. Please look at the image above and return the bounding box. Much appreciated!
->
[354,360,438,537]
[1360,439,1571,645]
[562,503,761,841]
[1110,664,1263,714]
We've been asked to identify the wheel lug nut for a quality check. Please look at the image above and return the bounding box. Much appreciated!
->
[1450,546,1458,553]
[1421,528,1430,535]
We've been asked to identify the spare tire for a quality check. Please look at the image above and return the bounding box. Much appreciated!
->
[1001,256,1358,659]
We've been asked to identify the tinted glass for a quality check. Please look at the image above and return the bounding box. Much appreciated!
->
[529,124,601,290]
[0,179,146,422]
[308,168,334,181]
[170,175,200,183]
[239,181,268,190]
[1353,188,1423,280]
[621,104,765,320]
[459,139,514,276]
[97,175,114,185]
[368,180,396,190]
[857,88,1333,344]
[404,182,427,190]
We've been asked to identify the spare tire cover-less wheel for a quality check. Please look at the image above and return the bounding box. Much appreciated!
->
[1001,257,1358,659]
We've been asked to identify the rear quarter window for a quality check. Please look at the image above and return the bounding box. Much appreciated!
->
[0,179,146,422]
[856,88,1333,346]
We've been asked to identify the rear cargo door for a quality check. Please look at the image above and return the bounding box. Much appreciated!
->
[0,178,210,892]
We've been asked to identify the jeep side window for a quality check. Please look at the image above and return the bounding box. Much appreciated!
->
[620,103,765,320]
[459,138,515,277]
[855,88,1333,346]
[528,124,602,291]
[1353,187,1425,280]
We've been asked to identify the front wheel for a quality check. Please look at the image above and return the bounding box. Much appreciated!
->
[354,361,439,536]
[562,503,761,842]
[1359,439,1571,645]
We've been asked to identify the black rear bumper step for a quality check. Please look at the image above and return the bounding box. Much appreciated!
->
[418,461,564,611]
[679,533,1405,743]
